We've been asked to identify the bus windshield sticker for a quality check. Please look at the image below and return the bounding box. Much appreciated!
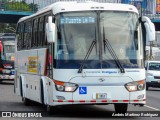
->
[102,71,118,74]
[60,17,95,24]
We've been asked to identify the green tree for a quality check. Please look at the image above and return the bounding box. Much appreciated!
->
[5,0,38,12]
[29,3,39,11]
[0,23,16,33]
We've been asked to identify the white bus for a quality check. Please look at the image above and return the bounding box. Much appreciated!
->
[0,33,15,81]
[14,1,155,114]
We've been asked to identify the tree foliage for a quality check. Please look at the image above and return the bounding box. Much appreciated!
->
[0,0,38,33]
[0,23,16,33]
[1,0,38,11]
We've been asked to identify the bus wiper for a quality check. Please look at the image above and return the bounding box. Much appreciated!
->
[103,27,125,73]
[78,40,96,73]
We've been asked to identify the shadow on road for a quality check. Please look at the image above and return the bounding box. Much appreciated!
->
[147,88,160,91]
[0,100,138,119]
[39,105,135,119]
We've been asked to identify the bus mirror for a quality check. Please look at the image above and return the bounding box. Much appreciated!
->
[141,16,155,42]
[46,16,55,43]
[48,16,53,32]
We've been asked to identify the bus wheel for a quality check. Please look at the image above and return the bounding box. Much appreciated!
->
[146,85,149,91]
[46,105,57,115]
[22,97,31,106]
[40,80,44,105]
[19,77,23,97]
[114,103,128,113]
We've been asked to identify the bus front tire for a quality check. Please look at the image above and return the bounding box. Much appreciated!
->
[46,105,57,115]
[19,77,23,97]
[146,85,149,91]
[114,103,128,114]
[22,97,32,106]
[40,80,44,105]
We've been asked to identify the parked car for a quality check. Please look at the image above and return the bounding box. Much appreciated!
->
[145,61,160,90]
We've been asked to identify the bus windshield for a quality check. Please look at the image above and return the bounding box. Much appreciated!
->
[3,41,15,61]
[149,63,160,71]
[54,11,142,69]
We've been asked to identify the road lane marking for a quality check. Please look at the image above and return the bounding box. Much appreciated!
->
[144,105,160,111]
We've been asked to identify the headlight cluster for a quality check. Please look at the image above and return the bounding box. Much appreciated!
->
[53,80,78,92]
[125,80,145,92]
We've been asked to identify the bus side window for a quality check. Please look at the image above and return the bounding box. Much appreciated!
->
[24,21,32,49]
[32,19,39,47]
[43,15,49,46]
[17,23,24,51]
[38,16,45,46]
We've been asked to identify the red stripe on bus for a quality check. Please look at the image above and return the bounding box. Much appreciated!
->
[68,100,74,102]
[101,100,107,102]
[90,100,96,102]
[57,100,63,102]
[123,100,129,102]
[112,100,118,102]
[79,100,85,103]
[52,99,145,103]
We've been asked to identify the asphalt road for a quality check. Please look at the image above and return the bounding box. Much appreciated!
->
[0,81,160,120]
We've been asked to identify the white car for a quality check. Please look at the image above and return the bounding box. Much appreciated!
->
[145,61,160,90]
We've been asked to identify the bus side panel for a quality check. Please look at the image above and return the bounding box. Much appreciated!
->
[15,51,28,96]
[24,49,42,102]
[15,52,20,95]
[37,48,47,76]
[25,74,41,103]
[15,48,49,103]
[25,48,48,103]
[20,51,28,73]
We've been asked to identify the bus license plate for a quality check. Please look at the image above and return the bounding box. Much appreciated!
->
[96,93,107,99]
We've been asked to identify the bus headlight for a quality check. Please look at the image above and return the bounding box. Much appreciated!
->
[125,80,145,92]
[53,80,78,92]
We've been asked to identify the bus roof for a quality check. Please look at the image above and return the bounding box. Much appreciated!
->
[18,1,138,23]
